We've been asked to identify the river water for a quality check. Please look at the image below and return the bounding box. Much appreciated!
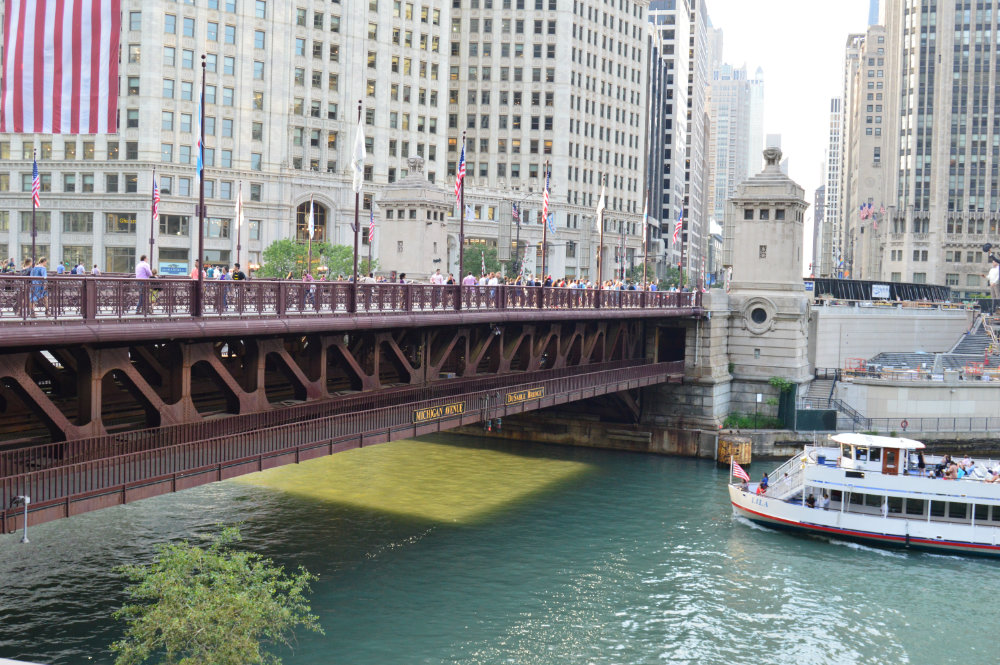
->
[1,434,997,665]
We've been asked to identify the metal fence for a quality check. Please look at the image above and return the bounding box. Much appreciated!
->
[0,360,683,530]
[0,276,701,323]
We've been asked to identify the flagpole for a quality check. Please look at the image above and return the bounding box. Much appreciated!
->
[367,210,373,274]
[598,174,605,291]
[541,160,548,285]
[235,181,242,269]
[458,130,466,310]
[307,194,313,277]
[679,216,685,290]
[149,167,156,264]
[31,149,37,264]
[352,100,362,312]
[195,55,206,317]
[642,189,648,289]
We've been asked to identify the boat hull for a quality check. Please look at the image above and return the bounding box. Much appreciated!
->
[729,485,1000,557]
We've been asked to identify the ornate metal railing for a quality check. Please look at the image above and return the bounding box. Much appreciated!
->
[0,276,700,323]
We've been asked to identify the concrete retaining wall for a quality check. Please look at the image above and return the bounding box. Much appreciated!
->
[837,379,1000,418]
[811,305,971,368]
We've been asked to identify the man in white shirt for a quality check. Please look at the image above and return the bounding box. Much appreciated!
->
[430,268,445,285]
[487,273,499,286]
[988,259,1000,299]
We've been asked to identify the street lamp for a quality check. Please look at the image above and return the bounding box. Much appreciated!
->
[9,495,30,543]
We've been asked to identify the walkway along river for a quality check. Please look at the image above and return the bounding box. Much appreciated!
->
[0,434,996,665]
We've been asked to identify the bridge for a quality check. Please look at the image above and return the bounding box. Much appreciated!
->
[0,276,702,533]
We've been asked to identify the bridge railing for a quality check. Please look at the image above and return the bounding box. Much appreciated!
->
[0,360,685,515]
[0,276,701,322]
[0,359,655,477]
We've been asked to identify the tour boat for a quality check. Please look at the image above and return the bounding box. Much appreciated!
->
[728,433,1000,556]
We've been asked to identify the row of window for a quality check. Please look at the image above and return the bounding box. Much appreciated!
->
[0,172,263,201]
[0,211,249,240]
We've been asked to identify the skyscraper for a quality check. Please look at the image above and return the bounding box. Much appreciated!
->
[706,59,765,226]
[881,0,998,295]
[818,97,842,278]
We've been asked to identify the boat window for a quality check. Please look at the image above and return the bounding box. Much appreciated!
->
[831,490,843,502]
[905,498,925,516]
[849,492,865,506]
[842,445,851,460]
[991,506,1000,522]
[870,447,881,462]
[974,504,988,522]
[948,503,968,520]
[856,447,868,461]
[930,501,946,518]
[888,497,903,514]
[865,494,883,509]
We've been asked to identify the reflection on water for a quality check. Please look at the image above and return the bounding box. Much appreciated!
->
[1,434,998,665]
[235,439,593,524]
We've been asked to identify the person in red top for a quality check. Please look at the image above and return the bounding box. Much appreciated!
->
[190,259,201,279]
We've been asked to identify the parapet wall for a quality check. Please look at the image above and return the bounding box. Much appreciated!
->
[810,304,972,368]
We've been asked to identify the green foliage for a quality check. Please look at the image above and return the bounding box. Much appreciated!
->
[768,376,795,393]
[861,429,880,436]
[258,239,378,279]
[765,397,779,407]
[889,430,898,438]
[111,526,323,665]
[723,411,786,429]
[462,245,504,277]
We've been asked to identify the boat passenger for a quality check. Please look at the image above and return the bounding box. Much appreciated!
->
[756,484,767,496]
[740,478,749,492]
[916,452,926,476]
[805,494,816,508]
[819,492,831,510]
[760,473,769,490]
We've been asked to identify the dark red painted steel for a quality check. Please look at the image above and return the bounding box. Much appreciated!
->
[0,276,700,322]
[0,359,649,477]
[0,361,683,532]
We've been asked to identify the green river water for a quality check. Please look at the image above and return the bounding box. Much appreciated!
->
[1,434,998,665]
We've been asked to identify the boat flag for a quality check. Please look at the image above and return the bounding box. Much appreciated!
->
[732,461,750,482]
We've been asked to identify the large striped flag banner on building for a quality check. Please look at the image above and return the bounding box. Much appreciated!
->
[1,0,122,134]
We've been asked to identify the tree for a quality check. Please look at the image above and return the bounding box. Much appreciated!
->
[257,239,378,279]
[461,245,504,278]
[111,526,323,665]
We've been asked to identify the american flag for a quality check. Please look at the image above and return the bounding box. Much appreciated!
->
[152,177,160,224]
[732,461,751,482]
[542,167,550,227]
[31,158,40,208]
[455,142,466,209]
[672,211,683,243]
[512,202,520,225]
[0,0,122,134]
[481,250,486,277]
[368,206,375,243]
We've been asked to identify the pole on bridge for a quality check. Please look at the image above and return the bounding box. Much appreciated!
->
[642,187,648,289]
[352,100,362,313]
[596,174,606,305]
[540,159,549,291]
[149,166,157,266]
[457,130,466,311]
[30,150,37,265]
[194,55,206,317]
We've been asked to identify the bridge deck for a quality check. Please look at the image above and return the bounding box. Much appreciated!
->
[0,277,701,344]
[0,359,683,533]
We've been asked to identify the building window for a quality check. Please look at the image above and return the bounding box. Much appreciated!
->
[62,212,93,233]
[159,214,190,236]
[250,183,262,201]
[105,174,119,192]
[106,212,137,233]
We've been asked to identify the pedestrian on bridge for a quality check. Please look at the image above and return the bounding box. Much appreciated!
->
[135,254,152,315]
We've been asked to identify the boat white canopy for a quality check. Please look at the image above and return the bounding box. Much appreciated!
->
[830,432,926,451]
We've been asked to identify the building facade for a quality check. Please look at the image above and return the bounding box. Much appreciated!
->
[881,0,1000,297]
[0,0,653,283]
[706,61,765,229]
[817,96,842,278]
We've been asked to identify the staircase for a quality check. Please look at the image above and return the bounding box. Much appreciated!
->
[802,378,835,407]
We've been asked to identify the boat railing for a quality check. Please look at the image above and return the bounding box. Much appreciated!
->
[764,454,808,501]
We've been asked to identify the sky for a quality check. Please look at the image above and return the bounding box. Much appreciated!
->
[707,0,873,266]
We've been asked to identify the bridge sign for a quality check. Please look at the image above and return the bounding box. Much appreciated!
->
[413,402,466,424]
[506,386,545,405]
